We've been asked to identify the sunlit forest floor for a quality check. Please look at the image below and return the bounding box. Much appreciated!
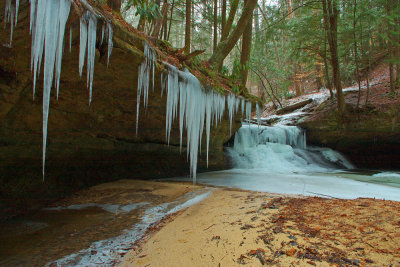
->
[121,189,400,267]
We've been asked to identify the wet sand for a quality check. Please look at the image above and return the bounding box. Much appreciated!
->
[0,179,202,267]
[121,189,400,266]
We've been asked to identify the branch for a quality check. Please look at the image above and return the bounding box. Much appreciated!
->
[259,0,320,32]
[177,49,206,62]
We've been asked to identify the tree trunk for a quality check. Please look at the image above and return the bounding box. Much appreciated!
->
[323,22,334,99]
[221,0,227,35]
[353,0,362,108]
[213,0,218,53]
[385,0,395,92]
[209,0,258,70]
[167,0,175,41]
[254,4,260,42]
[315,63,323,90]
[240,0,253,88]
[185,0,192,54]
[152,0,169,38]
[323,0,345,114]
[288,0,293,19]
[294,63,301,96]
[220,0,239,43]
[107,0,121,13]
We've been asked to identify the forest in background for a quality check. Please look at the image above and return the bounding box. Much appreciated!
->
[105,0,400,115]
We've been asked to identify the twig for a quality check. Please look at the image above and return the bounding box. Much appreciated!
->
[306,191,340,199]
[203,224,216,231]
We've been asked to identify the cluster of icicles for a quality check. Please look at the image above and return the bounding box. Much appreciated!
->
[5,0,259,181]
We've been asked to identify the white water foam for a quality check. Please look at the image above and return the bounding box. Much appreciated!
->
[169,124,400,201]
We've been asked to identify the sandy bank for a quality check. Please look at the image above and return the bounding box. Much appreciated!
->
[120,189,400,266]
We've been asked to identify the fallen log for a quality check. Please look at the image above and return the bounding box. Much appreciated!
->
[276,99,313,115]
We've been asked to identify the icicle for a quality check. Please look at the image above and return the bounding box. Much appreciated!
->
[178,71,187,151]
[246,101,252,122]
[165,63,179,144]
[205,93,212,167]
[256,103,261,126]
[136,42,155,134]
[241,98,244,117]
[30,0,36,34]
[69,27,72,52]
[55,0,71,100]
[101,23,105,46]
[235,97,240,114]
[227,94,236,135]
[15,0,19,26]
[86,13,97,104]
[161,72,167,98]
[31,0,46,99]
[79,13,88,77]
[42,0,61,178]
[4,0,15,47]
[157,64,229,181]
[107,22,113,67]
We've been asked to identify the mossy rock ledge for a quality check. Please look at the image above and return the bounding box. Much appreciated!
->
[0,1,247,219]
[299,101,400,169]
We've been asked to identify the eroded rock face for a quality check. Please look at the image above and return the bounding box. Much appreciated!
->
[0,2,241,218]
[300,102,400,169]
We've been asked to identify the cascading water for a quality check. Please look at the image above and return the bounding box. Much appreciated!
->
[173,123,400,200]
[226,123,354,172]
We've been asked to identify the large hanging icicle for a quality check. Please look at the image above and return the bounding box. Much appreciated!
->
[159,63,232,181]
[27,0,72,177]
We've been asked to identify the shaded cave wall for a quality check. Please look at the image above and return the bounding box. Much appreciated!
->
[0,2,241,218]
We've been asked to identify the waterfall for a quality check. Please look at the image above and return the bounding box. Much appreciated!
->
[227,124,354,172]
